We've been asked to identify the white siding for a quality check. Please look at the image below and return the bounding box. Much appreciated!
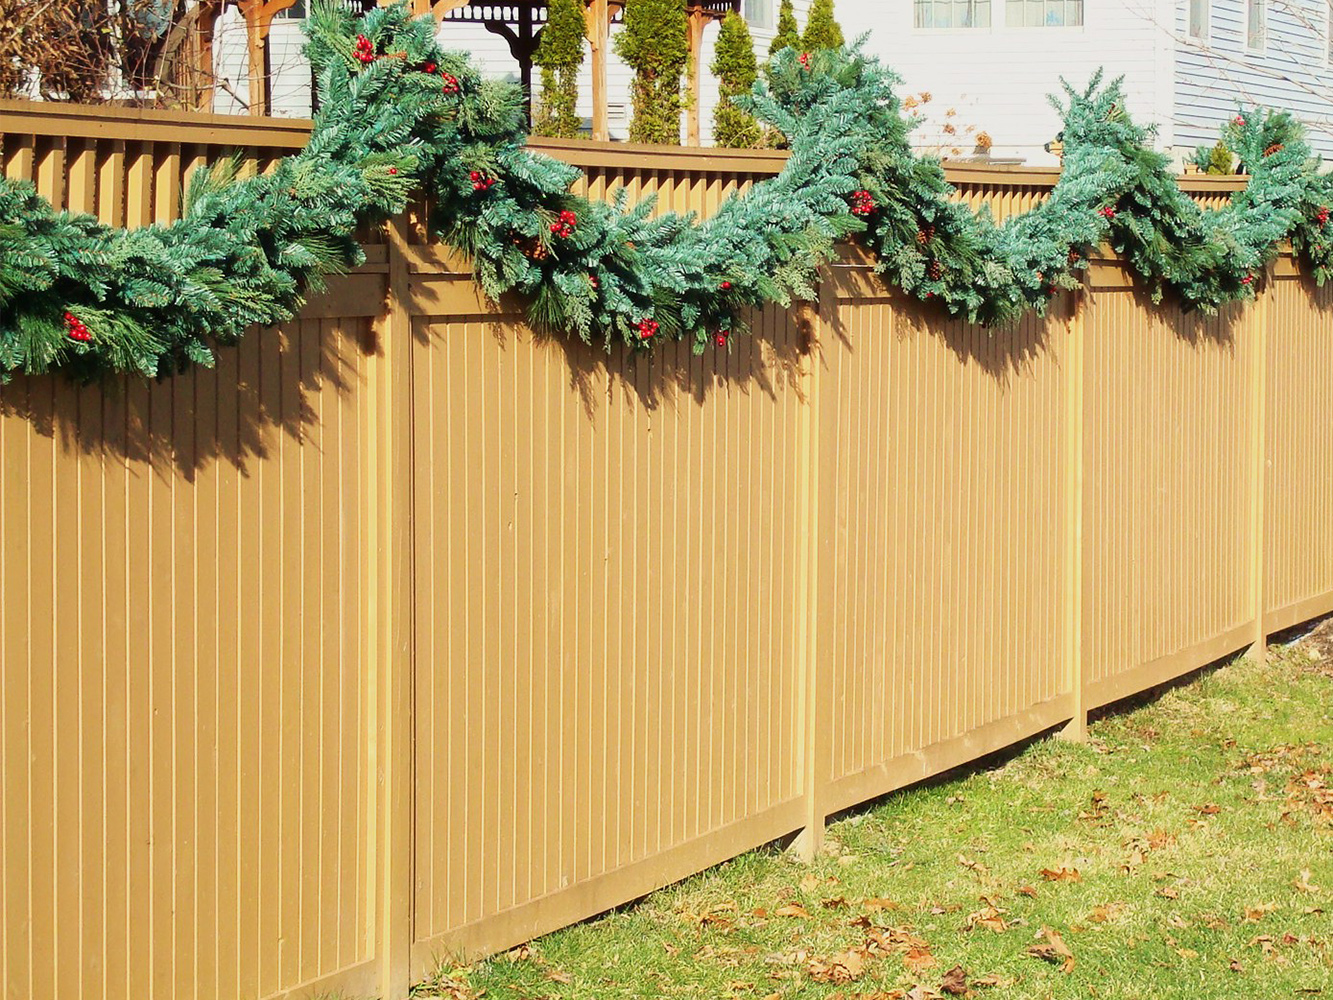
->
[1175,0,1333,156]
[834,0,1170,165]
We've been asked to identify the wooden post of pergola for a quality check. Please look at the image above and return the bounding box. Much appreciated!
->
[584,0,616,141]
[685,3,739,145]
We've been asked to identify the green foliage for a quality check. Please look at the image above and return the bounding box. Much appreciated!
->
[7,3,1333,381]
[712,12,761,148]
[533,0,585,138]
[769,0,800,58]
[802,0,844,50]
[1208,139,1235,175]
[615,0,689,144]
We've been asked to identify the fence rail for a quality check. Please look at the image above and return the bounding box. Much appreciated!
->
[0,103,1322,1000]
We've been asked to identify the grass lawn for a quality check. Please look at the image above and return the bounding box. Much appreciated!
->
[422,632,1333,1000]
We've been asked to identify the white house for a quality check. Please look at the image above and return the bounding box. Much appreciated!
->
[841,0,1333,164]
[212,1,1333,162]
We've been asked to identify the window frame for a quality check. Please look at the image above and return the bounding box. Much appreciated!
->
[1004,0,1084,29]
[913,0,994,30]
[1246,0,1267,52]
[1188,0,1209,41]
[742,0,773,31]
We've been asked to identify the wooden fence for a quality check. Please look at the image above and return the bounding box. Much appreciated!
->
[0,104,1316,1000]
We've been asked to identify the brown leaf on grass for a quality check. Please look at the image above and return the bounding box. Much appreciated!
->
[903,946,938,974]
[1040,867,1082,883]
[806,948,868,984]
[863,897,902,912]
[1196,803,1222,815]
[546,969,574,983]
[1026,926,1076,974]
[1295,870,1321,893]
[957,854,989,875]
[1087,903,1126,924]
[971,973,1015,988]
[1156,886,1179,899]
[775,903,811,919]
[964,905,1008,933]
[1148,829,1177,850]
[1244,903,1278,923]
[822,896,850,909]
[939,965,969,995]
[1229,958,1244,972]
[1016,885,1038,898]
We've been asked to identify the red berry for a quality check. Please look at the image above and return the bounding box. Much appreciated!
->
[469,170,480,181]
[388,166,398,175]
[720,280,732,290]
[425,61,436,73]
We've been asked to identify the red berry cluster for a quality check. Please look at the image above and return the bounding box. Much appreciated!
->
[420,60,437,74]
[1233,114,1246,126]
[1097,205,1116,219]
[849,190,875,216]
[549,209,577,238]
[469,170,496,192]
[353,34,376,65]
[1317,206,1329,226]
[64,311,91,342]
[442,73,461,95]
[713,329,729,347]
[588,274,599,289]
[1241,274,1254,285]
[799,52,811,69]
[636,318,659,340]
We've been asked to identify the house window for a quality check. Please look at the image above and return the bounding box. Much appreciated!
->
[1189,0,1208,39]
[914,0,992,28]
[1006,0,1083,26]
[1247,0,1267,50]
[743,0,773,30]
[273,0,305,19]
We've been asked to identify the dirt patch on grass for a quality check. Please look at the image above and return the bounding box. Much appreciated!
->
[1292,618,1333,675]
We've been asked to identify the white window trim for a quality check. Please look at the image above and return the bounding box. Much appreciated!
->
[1246,0,1267,53]
[1188,0,1209,42]
[1327,0,1333,67]
[1002,0,1085,30]
[912,0,995,31]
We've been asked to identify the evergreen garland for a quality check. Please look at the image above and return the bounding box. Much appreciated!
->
[533,0,585,139]
[616,0,688,144]
[712,11,761,148]
[802,0,844,51]
[3,3,1333,382]
[769,0,801,59]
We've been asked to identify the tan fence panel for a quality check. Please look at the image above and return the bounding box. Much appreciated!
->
[406,286,810,964]
[813,267,1074,817]
[1264,275,1333,633]
[1080,271,1256,708]
[0,314,383,1000]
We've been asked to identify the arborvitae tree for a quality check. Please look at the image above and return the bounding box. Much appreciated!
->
[533,0,585,137]
[712,11,760,147]
[769,0,800,58]
[802,0,844,50]
[616,0,689,144]
[1208,140,1235,175]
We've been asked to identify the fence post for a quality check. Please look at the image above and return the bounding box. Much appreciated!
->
[792,284,828,861]
[1060,290,1087,741]
[1248,278,1269,662]
[369,213,416,1000]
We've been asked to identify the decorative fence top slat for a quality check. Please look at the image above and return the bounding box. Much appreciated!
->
[0,100,1250,228]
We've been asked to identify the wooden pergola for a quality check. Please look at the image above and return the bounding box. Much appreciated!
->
[166,0,739,143]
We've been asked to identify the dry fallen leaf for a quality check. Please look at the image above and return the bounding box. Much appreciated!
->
[1016,885,1038,898]
[972,972,1014,988]
[939,965,969,995]
[1027,926,1075,974]
[775,903,811,919]
[903,946,938,974]
[863,897,902,912]
[1040,866,1082,883]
